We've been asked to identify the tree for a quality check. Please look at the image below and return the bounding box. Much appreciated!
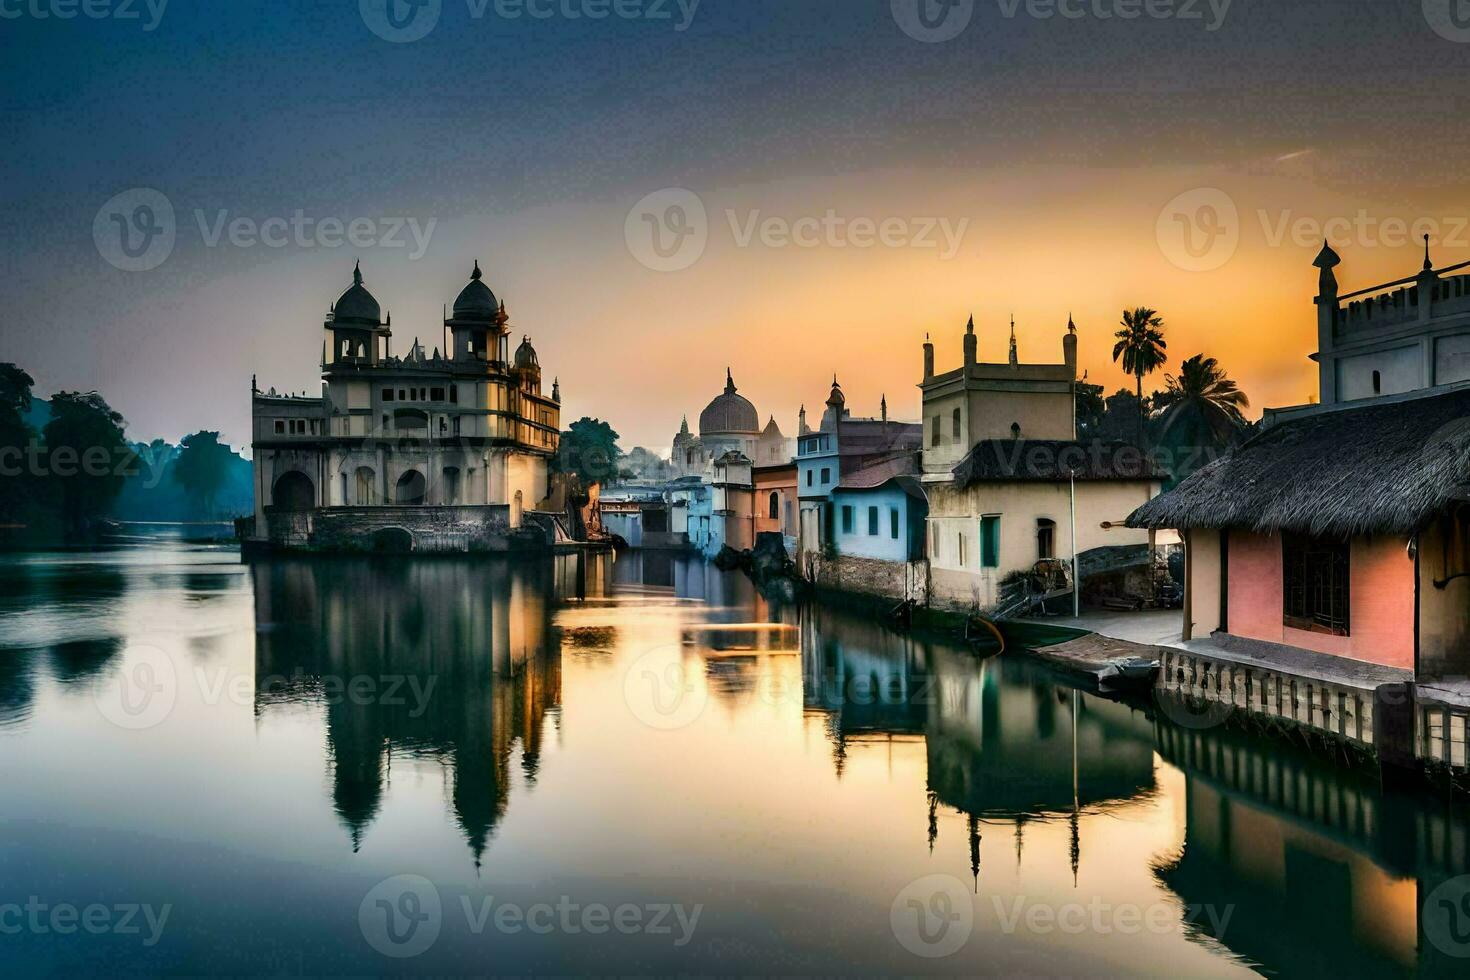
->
[1112,307,1168,446]
[43,391,135,536]
[1074,380,1105,440]
[557,417,622,488]
[0,364,36,522]
[1153,354,1251,479]
[173,430,234,518]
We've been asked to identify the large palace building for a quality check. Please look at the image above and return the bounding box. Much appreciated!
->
[245,262,562,553]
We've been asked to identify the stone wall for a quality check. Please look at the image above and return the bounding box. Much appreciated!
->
[806,553,928,605]
[263,505,513,554]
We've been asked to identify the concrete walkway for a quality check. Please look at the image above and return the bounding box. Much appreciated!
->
[1018,609,1203,651]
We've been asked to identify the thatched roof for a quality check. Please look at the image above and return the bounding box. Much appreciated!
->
[1128,386,1470,537]
[952,439,1165,488]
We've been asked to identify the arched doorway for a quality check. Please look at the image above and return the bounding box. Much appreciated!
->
[271,471,315,512]
[371,527,414,553]
[395,470,426,505]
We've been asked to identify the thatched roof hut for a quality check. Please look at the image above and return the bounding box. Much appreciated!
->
[1128,386,1470,538]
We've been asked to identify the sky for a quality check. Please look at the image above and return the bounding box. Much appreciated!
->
[6,0,1470,452]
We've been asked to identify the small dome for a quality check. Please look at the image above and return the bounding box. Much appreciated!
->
[332,262,382,326]
[453,261,500,320]
[700,369,760,436]
[514,335,539,370]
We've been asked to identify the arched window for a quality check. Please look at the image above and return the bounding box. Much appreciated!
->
[1037,518,1057,559]
[769,491,780,520]
[270,471,315,512]
[395,470,426,505]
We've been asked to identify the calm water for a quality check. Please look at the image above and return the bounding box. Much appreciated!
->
[1,541,1468,976]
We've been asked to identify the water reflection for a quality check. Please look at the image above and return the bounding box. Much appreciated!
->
[1,544,1469,975]
[251,557,571,864]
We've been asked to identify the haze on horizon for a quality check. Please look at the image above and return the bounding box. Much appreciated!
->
[6,0,1470,453]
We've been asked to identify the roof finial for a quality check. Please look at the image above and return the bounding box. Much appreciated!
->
[1068,312,1076,334]
[353,259,362,285]
[725,367,736,394]
[1424,234,1434,272]
[966,314,974,335]
[472,259,483,281]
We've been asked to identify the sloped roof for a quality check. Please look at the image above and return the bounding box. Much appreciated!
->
[1127,386,1470,537]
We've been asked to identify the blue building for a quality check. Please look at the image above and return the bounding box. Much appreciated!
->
[828,454,927,562]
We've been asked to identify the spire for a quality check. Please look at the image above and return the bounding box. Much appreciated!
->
[1009,315,1019,367]
[353,260,362,286]
[880,393,888,422]
[552,377,561,403]
[725,368,736,394]
[472,259,483,281]
[1424,234,1434,272]
[966,315,974,335]
[1068,312,1076,334]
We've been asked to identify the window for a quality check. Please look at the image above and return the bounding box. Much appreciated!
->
[769,491,780,520]
[449,384,458,404]
[841,506,854,534]
[1283,533,1351,635]
[821,467,830,484]
[980,515,1001,568]
[952,408,961,438]
[868,506,878,536]
[931,416,941,447]
[806,469,813,487]
[1372,370,1382,395]
[398,389,406,401]
[890,508,900,540]
[957,532,967,567]
[273,420,285,434]
[431,387,445,402]
[383,388,395,402]
[1037,518,1056,559]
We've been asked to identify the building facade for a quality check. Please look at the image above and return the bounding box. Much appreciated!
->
[247,262,561,553]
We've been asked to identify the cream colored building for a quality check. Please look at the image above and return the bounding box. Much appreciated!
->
[920,315,1163,612]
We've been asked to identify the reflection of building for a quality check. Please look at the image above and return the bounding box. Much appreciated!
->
[1154,718,1470,975]
[247,262,562,553]
[251,557,567,865]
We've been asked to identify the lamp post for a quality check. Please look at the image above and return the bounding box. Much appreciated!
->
[1069,468,1080,618]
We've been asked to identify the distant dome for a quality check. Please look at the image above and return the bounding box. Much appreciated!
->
[514,335,539,369]
[332,262,382,326]
[452,261,499,320]
[700,370,760,436]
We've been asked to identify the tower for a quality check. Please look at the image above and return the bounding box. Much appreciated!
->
[963,315,977,369]
[446,261,507,363]
[1313,241,1342,403]
[923,332,935,381]
[1063,313,1078,378]
[324,261,390,368]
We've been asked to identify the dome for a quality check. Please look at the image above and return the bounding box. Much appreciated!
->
[332,262,382,326]
[452,261,499,320]
[514,335,539,370]
[699,370,760,436]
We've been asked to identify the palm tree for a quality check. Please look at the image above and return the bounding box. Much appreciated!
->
[1154,353,1250,450]
[1112,308,1168,445]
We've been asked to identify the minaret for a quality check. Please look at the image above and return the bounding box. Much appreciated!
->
[552,377,561,404]
[798,405,809,436]
[1063,313,1078,379]
[880,394,888,423]
[1008,315,1019,367]
[1313,240,1342,404]
[1417,233,1439,326]
[923,332,935,381]
[963,315,977,369]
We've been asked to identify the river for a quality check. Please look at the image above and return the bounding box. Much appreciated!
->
[0,540,1466,976]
